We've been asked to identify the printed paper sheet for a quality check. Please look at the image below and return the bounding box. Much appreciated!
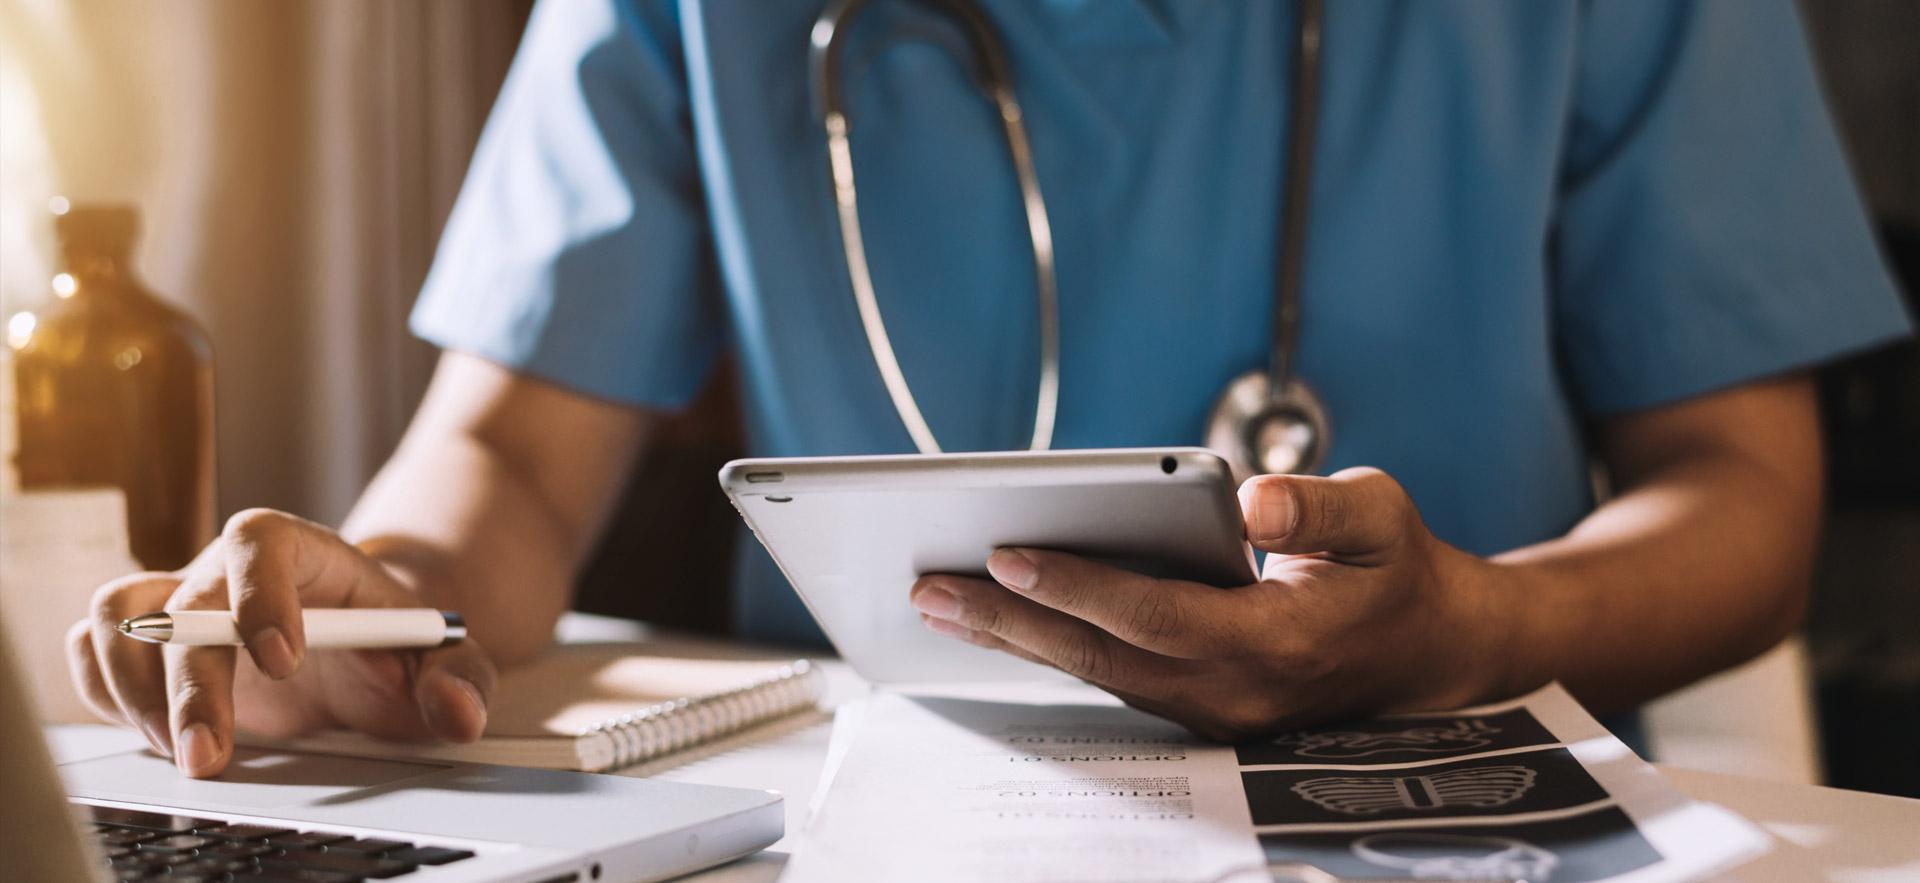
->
[784,683,1768,883]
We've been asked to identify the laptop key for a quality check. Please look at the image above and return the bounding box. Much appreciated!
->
[136,833,220,853]
[98,828,159,847]
[246,871,367,883]
[269,830,353,849]
[112,852,193,869]
[384,845,475,865]
[109,856,188,879]
[324,836,414,856]
[261,849,415,878]
[207,840,278,858]
[87,805,215,833]
[169,856,259,876]
[199,822,295,840]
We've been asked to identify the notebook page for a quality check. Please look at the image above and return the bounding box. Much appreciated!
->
[240,642,819,770]
[482,643,802,737]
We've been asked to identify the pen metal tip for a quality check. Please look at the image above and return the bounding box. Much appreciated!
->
[115,613,173,643]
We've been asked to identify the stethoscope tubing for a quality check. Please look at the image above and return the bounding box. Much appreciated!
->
[812,0,1059,454]
[1272,0,1323,397]
[811,0,1326,473]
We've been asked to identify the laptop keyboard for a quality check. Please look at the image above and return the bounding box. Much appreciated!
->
[82,803,478,882]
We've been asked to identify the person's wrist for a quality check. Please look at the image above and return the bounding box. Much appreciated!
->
[1428,544,1554,708]
[1469,554,1560,704]
[353,536,440,600]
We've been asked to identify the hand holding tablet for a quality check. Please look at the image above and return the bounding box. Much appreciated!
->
[723,447,1513,740]
[721,448,1255,684]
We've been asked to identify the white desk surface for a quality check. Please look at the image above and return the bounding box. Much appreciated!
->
[47,614,1920,882]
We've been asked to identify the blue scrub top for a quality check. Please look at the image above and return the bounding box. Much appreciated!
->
[413,0,1910,647]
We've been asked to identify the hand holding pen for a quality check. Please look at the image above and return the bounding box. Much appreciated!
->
[66,509,497,778]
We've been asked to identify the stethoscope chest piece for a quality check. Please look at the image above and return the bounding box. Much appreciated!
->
[1206,369,1331,483]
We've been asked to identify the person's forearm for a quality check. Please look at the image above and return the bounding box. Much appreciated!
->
[326,354,651,667]
[338,433,596,666]
[1484,391,1823,713]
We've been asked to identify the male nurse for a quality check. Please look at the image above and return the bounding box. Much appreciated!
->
[70,1,1910,777]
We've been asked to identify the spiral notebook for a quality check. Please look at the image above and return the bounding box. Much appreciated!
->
[251,643,827,772]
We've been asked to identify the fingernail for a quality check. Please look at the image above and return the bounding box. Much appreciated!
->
[428,675,487,740]
[139,719,172,758]
[250,627,296,679]
[922,615,973,640]
[987,550,1038,591]
[177,723,222,776]
[1245,482,1293,541]
[911,586,962,620]
[452,677,486,724]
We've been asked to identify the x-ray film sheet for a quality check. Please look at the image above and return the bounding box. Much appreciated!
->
[1243,685,1767,881]
[1259,808,1665,882]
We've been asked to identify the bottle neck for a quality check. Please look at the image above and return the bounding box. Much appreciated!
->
[62,252,139,301]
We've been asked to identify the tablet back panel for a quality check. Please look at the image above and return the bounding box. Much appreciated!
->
[721,449,1256,683]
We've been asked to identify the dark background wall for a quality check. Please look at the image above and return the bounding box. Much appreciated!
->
[1803,0,1920,228]
[1797,0,1920,800]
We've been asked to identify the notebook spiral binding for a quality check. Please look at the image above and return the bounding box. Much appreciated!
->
[586,659,824,769]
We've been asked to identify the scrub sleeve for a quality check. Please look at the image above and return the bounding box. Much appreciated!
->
[1554,0,1910,414]
[410,0,721,409]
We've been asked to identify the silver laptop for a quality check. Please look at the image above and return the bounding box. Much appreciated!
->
[0,626,782,883]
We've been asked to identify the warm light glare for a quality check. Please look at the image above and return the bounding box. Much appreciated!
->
[7,311,35,350]
[48,195,70,215]
[51,272,76,298]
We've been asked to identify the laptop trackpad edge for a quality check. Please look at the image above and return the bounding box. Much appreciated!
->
[61,746,450,810]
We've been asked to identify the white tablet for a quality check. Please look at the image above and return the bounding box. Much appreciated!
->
[719,448,1256,683]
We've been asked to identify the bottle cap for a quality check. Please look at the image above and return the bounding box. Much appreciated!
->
[53,203,140,265]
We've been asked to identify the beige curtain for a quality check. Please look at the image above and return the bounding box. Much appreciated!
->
[2,0,531,524]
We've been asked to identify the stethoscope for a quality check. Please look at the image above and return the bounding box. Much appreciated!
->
[812,0,1331,478]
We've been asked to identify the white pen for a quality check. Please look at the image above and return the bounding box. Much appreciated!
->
[116,609,466,649]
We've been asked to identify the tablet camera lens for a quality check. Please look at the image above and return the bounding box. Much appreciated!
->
[1160,456,1177,475]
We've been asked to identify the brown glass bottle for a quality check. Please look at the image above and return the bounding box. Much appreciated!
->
[11,204,215,571]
